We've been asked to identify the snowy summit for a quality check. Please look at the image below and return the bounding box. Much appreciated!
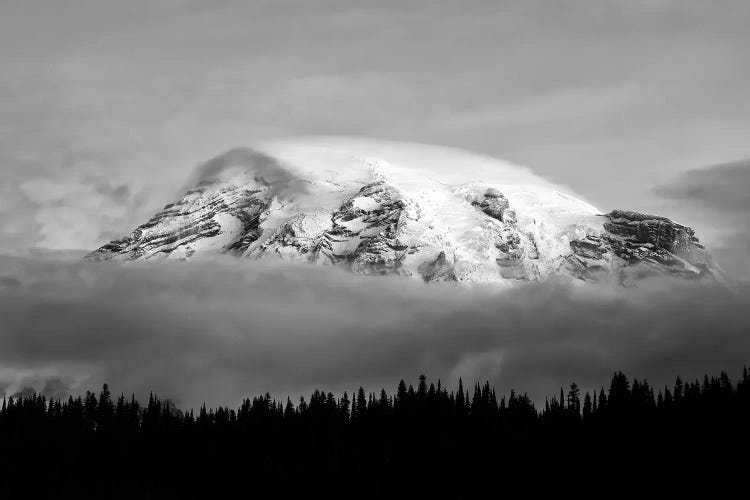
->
[87,137,715,284]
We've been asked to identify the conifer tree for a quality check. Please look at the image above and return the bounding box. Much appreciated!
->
[592,392,598,414]
[353,387,367,421]
[582,392,592,421]
[456,378,466,414]
[567,383,581,417]
[417,375,427,399]
[396,380,408,408]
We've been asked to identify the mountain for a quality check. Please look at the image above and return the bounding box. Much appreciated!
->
[86,138,715,284]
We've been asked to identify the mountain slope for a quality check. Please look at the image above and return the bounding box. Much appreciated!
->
[87,138,715,284]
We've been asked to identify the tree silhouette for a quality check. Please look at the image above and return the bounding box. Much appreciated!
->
[0,367,748,498]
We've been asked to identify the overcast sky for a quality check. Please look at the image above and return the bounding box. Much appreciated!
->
[2,0,749,254]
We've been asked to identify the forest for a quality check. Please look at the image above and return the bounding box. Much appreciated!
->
[2,367,748,499]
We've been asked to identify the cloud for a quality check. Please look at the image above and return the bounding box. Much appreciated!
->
[654,159,750,280]
[12,149,146,250]
[187,148,308,200]
[655,159,750,213]
[1,253,748,409]
[433,84,639,130]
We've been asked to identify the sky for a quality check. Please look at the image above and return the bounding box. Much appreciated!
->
[1,1,750,405]
[2,0,749,254]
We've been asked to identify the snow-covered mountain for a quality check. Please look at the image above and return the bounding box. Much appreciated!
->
[87,138,715,284]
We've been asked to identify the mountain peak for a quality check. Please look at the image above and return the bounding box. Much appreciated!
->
[87,138,716,283]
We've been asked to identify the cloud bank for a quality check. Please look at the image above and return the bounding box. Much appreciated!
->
[1,253,748,408]
[656,159,750,280]
[655,159,750,213]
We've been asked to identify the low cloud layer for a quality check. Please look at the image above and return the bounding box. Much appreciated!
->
[1,253,748,408]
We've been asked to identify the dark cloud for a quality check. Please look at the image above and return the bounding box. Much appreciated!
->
[94,183,131,204]
[655,159,750,213]
[188,148,308,201]
[4,376,73,400]
[654,159,750,280]
[713,232,750,281]
[0,253,748,409]
[0,276,20,288]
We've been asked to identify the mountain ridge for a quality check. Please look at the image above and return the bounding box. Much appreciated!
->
[86,138,716,284]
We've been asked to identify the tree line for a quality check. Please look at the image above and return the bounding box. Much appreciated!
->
[2,367,749,498]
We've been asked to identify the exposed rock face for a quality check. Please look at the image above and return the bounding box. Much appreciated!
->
[249,181,414,275]
[245,211,333,259]
[87,142,718,284]
[564,210,713,280]
[477,188,511,222]
[418,251,457,283]
[326,181,412,275]
[564,234,612,280]
[604,210,703,254]
[86,182,272,262]
[467,188,531,279]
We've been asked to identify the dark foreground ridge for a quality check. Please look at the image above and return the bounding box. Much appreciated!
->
[3,368,749,499]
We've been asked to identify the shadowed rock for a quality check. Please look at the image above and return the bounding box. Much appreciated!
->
[564,210,713,280]
[419,251,457,283]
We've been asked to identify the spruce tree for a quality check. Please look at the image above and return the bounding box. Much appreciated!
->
[456,378,466,414]
[567,383,581,417]
[396,380,408,409]
[582,392,592,421]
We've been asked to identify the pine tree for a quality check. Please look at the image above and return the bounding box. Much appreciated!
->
[353,387,367,421]
[592,392,598,414]
[284,397,295,419]
[378,389,390,411]
[396,380,408,409]
[417,375,427,399]
[83,391,98,431]
[567,383,581,417]
[559,387,565,412]
[339,392,350,420]
[582,392,592,421]
[97,384,114,431]
[456,378,466,414]
[674,376,684,404]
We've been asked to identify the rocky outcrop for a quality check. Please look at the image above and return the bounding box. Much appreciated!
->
[477,188,511,222]
[603,209,703,253]
[418,251,457,282]
[564,210,713,280]
[564,234,611,280]
[325,181,413,275]
[248,181,414,275]
[247,211,333,259]
[468,188,532,279]
[87,183,271,261]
